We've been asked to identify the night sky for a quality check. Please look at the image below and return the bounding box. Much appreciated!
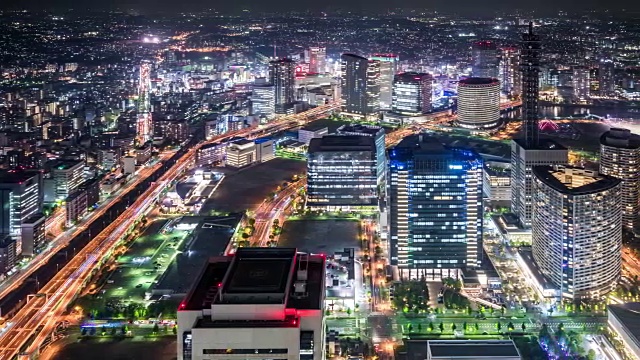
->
[1,0,638,15]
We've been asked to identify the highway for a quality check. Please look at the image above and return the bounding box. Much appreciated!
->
[0,104,338,359]
[252,180,304,246]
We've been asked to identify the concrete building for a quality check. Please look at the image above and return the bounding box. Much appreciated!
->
[196,143,227,167]
[65,190,88,227]
[388,136,483,279]
[340,54,379,117]
[20,214,46,256]
[572,65,591,100]
[599,128,640,231]
[122,156,136,175]
[226,139,256,168]
[391,72,432,116]
[255,138,275,163]
[0,236,17,274]
[308,47,326,74]
[298,125,329,145]
[97,148,121,170]
[608,303,640,360]
[336,124,386,183]
[50,160,84,201]
[499,47,521,97]
[307,135,378,211]
[177,248,326,360]
[154,118,190,143]
[483,162,511,204]
[399,340,521,360]
[457,78,501,130]
[532,165,621,300]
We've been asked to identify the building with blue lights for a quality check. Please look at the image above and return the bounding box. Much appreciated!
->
[336,124,386,184]
[387,135,483,279]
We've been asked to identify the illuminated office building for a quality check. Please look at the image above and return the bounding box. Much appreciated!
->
[51,160,85,200]
[599,60,615,96]
[340,54,380,117]
[599,128,640,231]
[499,47,521,97]
[391,72,432,116]
[307,135,378,211]
[308,47,326,74]
[472,41,498,79]
[0,170,42,237]
[370,54,399,110]
[532,165,621,300]
[337,124,386,183]
[268,59,296,114]
[388,135,483,279]
[251,84,276,120]
[572,65,590,100]
[457,78,501,129]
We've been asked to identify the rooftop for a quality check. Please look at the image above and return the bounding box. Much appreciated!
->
[308,135,376,153]
[512,137,566,151]
[608,302,640,349]
[601,128,640,149]
[459,77,499,86]
[533,165,620,195]
[394,72,432,82]
[427,340,520,358]
[51,160,83,171]
[0,170,40,184]
[337,124,384,137]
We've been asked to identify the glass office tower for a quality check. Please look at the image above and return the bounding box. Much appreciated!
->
[307,135,378,211]
[388,135,483,280]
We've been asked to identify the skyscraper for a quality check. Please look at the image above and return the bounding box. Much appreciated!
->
[336,124,386,184]
[251,84,276,120]
[0,170,42,237]
[391,72,432,116]
[366,60,381,114]
[388,135,483,279]
[341,54,368,115]
[457,78,501,129]
[532,165,621,300]
[472,41,499,79]
[510,23,568,228]
[499,47,521,98]
[600,128,640,231]
[370,54,399,110]
[572,65,590,100]
[268,58,296,114]
[308,47,326,74]
[307,135,379,211]
[599,59,615,96]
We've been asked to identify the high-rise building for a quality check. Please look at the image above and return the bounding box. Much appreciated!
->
[177,248,326,360]
[370,54,399,110]
[572,65,590,100]
[50,160,85,200]
[599,59,615,96]
[366,60,381,114]
[136,61,153,144]
[340,54,379,117]
[391,72,432,116]
[251,84,276,120]
[457,78,501,129]
[599,128,640,231]
[337,124,386,184]
[268,59,296,114]
[307,135,378,211]
[308,47,326,74]
[388,135,483,279]
[0,170,42,237]
[472,41,499,79]
[532,165,621,300]
[511,23,569,228]
[499,47,521,97]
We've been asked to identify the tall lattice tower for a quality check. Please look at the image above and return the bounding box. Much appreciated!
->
[521,22,541,148]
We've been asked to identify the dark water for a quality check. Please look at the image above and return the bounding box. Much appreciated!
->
[505,105,640,120]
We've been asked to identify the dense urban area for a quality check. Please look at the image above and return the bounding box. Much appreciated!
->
[0,8,638,360]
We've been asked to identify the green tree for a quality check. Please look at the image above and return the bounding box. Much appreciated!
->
[475,323,480,332]
[248,218,256,226]
[417,323,422,333]
[407,324,413,333]
[111,327,117,336]
[521,322,527,332]
[451,323,457,332]
[463,322,468,331]
[101,326,107,336]
[587,349,596,360]
[153,323,160,334]
[507,322,515,332]
[121,325,128,335]
[428,322,434,332]
[173,325,178,335]
[439,322,444,333]
[497,322,502,332]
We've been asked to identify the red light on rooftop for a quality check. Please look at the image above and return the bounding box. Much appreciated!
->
[217,282,222,287]
[179,303,185,309]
